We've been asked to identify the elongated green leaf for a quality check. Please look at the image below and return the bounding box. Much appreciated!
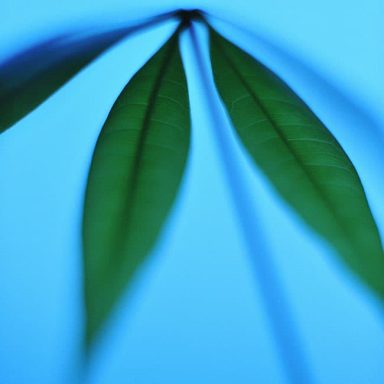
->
[83,31,190,347]
[0,12,173,133]
[209,29,384,299]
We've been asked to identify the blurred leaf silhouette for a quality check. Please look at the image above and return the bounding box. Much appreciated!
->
[0,11,173,132]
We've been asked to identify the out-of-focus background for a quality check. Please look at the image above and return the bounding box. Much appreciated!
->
[0,1,383,383]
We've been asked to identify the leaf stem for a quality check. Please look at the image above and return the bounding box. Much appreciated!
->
[187,22,316,384]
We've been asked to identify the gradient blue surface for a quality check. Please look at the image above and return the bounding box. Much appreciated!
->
[0,1,383,383]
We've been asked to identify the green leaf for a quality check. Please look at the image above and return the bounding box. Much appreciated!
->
[83,31,190,347]
[209,28,384,299]
[0,13,172,133]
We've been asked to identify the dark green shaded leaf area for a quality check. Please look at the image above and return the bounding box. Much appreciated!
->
[209,29,384,299]
[0,12,173,133]
[83,32,190,347]
[0,29,130,133]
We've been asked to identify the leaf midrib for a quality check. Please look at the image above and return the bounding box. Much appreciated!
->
[112,34,180,266]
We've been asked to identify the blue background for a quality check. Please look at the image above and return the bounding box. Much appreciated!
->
[0,1,384,383]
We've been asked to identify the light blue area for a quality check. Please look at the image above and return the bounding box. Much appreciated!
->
[0,1,383,383]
